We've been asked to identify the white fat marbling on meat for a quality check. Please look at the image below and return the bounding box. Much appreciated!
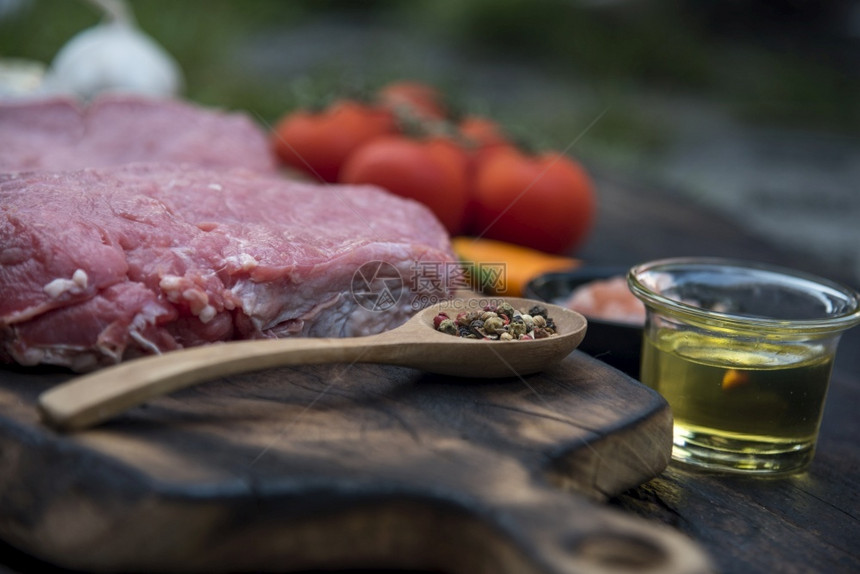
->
[43,269,88,298]
[197,304,216,324]
[223,252,258,272]
[159,274,217,323]
[159,274,183,290]
[129,330,160,354]
[159,274,183,302]
[127,301,172,354]
[12,344,99,372]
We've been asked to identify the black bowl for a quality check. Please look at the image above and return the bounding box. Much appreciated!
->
[524,267,644,378]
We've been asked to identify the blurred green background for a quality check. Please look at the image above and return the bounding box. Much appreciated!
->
[3,0,859,280]
[2,0,857,154]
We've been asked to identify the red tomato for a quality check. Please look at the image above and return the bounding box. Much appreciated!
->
[378,81,447,121]
[470,147,596,254]
[340,135,470,235]
[459,115,509,150]
[271,100,396,183]
[457,116,515,236]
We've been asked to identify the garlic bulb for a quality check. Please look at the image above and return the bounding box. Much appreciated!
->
[44,0,183,100]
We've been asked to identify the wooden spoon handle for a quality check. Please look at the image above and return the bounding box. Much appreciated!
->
[37,335,400,432]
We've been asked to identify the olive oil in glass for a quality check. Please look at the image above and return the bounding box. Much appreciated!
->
[628,257,860,475]
[640,329,833,474]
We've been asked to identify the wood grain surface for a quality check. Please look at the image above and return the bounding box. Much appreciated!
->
[580,169,860,574]
[0,351,711,574]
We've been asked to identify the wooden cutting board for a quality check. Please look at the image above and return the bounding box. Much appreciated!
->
[0,350,711,574]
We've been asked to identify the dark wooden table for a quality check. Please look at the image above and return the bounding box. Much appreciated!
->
[1,169,857,574]
[580,169,860,574]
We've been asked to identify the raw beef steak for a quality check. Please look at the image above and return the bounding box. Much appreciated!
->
[0,163,457,371]
[0,95,276,173]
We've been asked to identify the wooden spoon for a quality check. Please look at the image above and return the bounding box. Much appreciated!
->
[37,297,586,432]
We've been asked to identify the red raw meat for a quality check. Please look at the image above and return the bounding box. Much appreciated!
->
[0,163,457,371]
[0,95,276,173]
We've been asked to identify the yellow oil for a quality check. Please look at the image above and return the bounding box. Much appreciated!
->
[640,329,833,472]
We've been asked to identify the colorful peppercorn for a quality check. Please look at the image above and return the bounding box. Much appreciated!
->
[437,318,458,335]
[434,300,558,341]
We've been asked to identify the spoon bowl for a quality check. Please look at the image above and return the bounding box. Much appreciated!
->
[37,297,587,431]
[402,297,587,377]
